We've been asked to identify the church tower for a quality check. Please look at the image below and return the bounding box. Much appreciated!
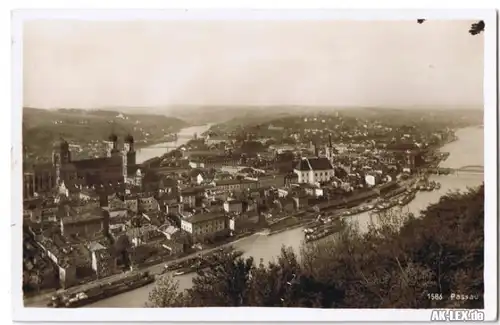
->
[325,134,334,162]
[108,133,120,158]
[55,138,71,164]
[125,134,136,166]
[52,138,71,186]
[53,151,61,186]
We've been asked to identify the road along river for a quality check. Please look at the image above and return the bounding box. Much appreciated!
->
[87,126,484,307]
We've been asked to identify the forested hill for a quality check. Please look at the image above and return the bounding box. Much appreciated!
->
[22,107,188,163]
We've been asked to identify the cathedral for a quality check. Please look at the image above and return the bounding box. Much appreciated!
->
[23,134,139,199]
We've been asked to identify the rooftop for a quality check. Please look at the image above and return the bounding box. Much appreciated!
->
[68,198,100,207]
[225,199,242,205]
[158,225,179,236]
[215,178,257,186]
[184,211,227,224]
[295,157,334,171]
[126,224,158,238]
[60,207,104,224]
[87,241,106,252]
[72,156,122,170]
[181,187,206,196]
[207,135,230,141]
[157,192,178,201]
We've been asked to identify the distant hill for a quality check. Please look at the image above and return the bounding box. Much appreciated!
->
[109,105,483,126]
[100,105,313,125]
[206,106,483,134]
[163,106,303,125]
[23,107,188,162]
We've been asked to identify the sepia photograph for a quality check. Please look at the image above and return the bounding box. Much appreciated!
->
[12,9,497,322]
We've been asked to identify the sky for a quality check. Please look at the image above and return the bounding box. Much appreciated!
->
[23,19,484,109]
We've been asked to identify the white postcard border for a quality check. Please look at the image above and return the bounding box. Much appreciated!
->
[11,8,497,322]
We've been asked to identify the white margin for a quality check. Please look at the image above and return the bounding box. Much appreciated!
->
[10,8,497,323]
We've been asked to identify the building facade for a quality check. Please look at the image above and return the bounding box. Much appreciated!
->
[293,157,335,185]
[257,174,286,188]
[180,212,230,242]
[23,134,138,199]
[59,208,108,238]
[223,199,243,214]
[213,179,258,195]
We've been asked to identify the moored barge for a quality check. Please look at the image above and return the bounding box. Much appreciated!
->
[48,271,155,308]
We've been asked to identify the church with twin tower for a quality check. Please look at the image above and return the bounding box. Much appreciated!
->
[23,133,141,198]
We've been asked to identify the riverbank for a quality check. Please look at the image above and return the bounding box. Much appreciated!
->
[135,124,213,164]
[24,228,259,308]
[25,177,418,307]
[82,126,484,307]
[137,123,215,151]
[134,135,178,150]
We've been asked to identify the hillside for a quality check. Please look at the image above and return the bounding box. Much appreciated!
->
[175,106,301,124]
[134,105,309,125]
[23,107,188,163]
[209,107,483,132]
[102,105,482,127]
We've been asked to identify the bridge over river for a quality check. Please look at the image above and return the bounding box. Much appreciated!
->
[427,165,484,175]
[136,125,213,164]
[138,133,195,150]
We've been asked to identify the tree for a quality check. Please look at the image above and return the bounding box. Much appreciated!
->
[187,254,255,306]
[148,185,484,309]
[146,274,187,307]
[114,234,132,267]
[246,247,303,307]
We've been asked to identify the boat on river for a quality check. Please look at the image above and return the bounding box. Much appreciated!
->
[416,179,439,191]
[173,249,245,276]
[342,204,373,217]
[398,191,417,206]
[383,186,407,199]
[304,224,344,243]
[303,221,325,234]
[48,272,155,308]
[167,246,236,271]
[373,199,399,213]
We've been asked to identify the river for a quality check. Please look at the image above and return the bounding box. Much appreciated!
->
[135,124,214,164]
[89,126,484,308]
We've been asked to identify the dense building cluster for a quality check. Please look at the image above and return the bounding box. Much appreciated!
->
[22,114,455,293]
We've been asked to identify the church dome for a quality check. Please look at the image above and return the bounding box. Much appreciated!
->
[108,133,118,142]
[53,138,69,150]
[125,134,134,144]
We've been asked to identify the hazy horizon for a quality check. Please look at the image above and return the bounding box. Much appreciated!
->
[24,20,484,110]
[24,104,483,111]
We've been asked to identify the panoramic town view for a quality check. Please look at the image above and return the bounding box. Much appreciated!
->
[22,18,485,309]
